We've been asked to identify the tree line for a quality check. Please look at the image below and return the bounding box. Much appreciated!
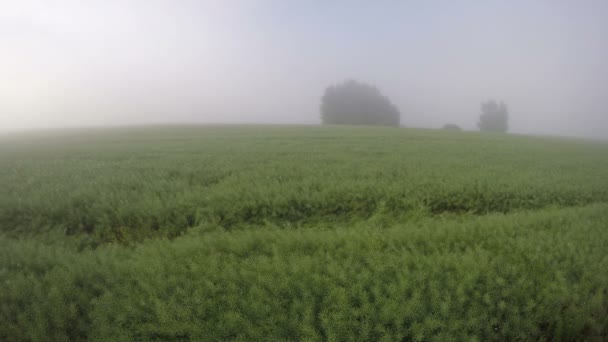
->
[321,79,509,133]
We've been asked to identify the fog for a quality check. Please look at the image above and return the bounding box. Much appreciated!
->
[1,0,607,139]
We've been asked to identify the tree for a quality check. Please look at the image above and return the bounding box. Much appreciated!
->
[478,100,508,133]
[442,124,462,131]
[321,80,400,126]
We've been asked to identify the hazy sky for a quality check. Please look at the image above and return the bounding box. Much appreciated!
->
[1,0,607,138]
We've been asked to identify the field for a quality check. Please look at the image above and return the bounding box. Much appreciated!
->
[1,125,607,340]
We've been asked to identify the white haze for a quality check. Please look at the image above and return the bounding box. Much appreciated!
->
[1,0,607,139]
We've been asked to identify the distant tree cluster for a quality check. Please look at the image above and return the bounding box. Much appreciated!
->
[478,100,509,133]
[320,80,400,126]
[320,80,510,133]
[442,124,462,131]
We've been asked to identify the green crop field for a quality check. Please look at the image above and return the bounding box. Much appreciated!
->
[1,125,607,340]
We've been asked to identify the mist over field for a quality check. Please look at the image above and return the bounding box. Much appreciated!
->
[1,0,607,138]
[2,2,608,339]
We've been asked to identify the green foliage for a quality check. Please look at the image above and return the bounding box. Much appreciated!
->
[1,206,607,340]
[1,126,606,242]
[321,80,400,126]
[0,126,607,340]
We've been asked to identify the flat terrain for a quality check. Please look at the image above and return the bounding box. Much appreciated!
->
[1,125,607,340]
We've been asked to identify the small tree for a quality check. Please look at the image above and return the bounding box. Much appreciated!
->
[321,80,400,126]
[478,100,508,133]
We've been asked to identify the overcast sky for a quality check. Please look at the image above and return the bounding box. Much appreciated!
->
[1,0,607,138]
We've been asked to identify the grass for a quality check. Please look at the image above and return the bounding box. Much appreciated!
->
[0,125,607,340]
